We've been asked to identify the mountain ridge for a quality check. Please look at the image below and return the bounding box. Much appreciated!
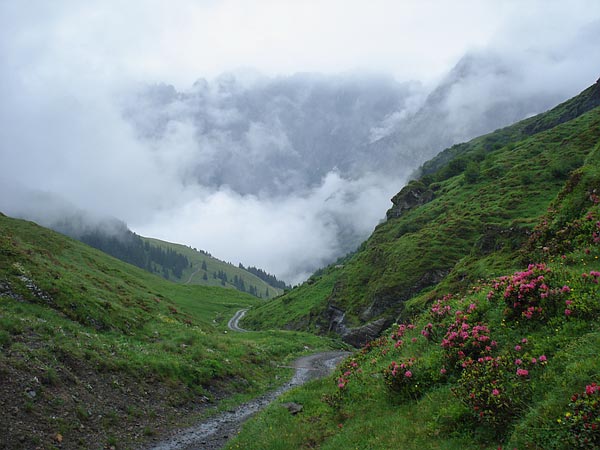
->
[243,76,600,346]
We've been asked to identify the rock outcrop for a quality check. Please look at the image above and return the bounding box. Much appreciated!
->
[386,181,434,220]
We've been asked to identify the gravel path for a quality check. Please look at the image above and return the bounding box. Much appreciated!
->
[145,351,348,450]
[144,309,348,450]
[227,309,248,332]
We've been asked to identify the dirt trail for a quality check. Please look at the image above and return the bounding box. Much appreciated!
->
[227,309,248,332]
[145,351,347,450]
[184,268,201,285]
[145,310,348,450]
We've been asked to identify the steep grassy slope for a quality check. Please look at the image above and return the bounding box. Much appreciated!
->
[142,237,284,298]
[0,215,334,449]
[243,79,600,345]
[228,106,600,450]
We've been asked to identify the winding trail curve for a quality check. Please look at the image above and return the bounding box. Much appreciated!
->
[227,309,248,332]
[145,310,348,450]
[184,268,201,285]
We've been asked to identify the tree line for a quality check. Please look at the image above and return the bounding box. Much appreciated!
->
[80,230,190,280]
[238,264,289,290]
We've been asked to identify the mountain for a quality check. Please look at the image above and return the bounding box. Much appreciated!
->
[0,213,327,449]
[0,202,287,298]
[230,78,600,449]
[123,73,419,195]
[115,62,585,283]
[243,77,600,345]
[124,62,576,197]
[363,50,587,177]
[141,236,287,297]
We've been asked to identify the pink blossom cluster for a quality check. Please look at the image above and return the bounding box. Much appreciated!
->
[593,214,600,243]
[565,382,600,437]
[336,358,362,390]
[582,270,600,283]
[388,358,415,378]
[488,263,569,320]
[585,383,600,396]
[391,322,419,347]
[440,311,495,366]
[430,294,453,320]
[441,318,492,351]
[421,322,433,340]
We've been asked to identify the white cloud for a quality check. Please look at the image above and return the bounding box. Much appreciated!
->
[135,171,396,284]
[1,0,600,283]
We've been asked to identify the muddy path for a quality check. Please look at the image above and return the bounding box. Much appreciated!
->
[226,309,248,332]
[145,351,348,450]
[144,309,348,450]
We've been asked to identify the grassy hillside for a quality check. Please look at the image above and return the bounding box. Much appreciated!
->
[142,237,284,298]
[0,214,335,449]
[227,99,600,449]
[243,79,600,344]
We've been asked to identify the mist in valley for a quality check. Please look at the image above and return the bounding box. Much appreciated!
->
[1,1,600,284]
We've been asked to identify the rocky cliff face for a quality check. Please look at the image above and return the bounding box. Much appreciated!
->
[320,304,391,347]
[319,266,451,347]
[386,181,434,220]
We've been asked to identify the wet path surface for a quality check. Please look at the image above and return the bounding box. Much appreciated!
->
[145,309,348,450]
[227,309,248,332]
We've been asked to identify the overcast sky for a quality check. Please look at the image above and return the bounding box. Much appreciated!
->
[5,0,597,86]
[1,1,600,283]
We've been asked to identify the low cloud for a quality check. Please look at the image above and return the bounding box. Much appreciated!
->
[135,171,396,285]
[1,2,600,284]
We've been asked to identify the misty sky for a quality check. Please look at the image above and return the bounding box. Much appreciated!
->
[1,1,600,284]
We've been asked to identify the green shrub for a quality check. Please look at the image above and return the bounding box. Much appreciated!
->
[559,383,600,448]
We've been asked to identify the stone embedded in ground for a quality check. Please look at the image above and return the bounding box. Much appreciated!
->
[280,402,303,415]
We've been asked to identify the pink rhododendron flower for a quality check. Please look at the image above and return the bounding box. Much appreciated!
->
[492,388,500,396]
[585,383,599,395]
[516,368,529,377]
[404,370,412,378]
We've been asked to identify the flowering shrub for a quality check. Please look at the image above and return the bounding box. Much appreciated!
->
[440,310,495,370]
[430,294,453,322]
[528,193,600,256]
[335,358,362,390]
[452,354,537,429]
[324,357,364,409]
[487,263,567,321]
[559,383,600,448]
[559,271,600,318]
[383,357,434,400]
[358,335,389,357]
